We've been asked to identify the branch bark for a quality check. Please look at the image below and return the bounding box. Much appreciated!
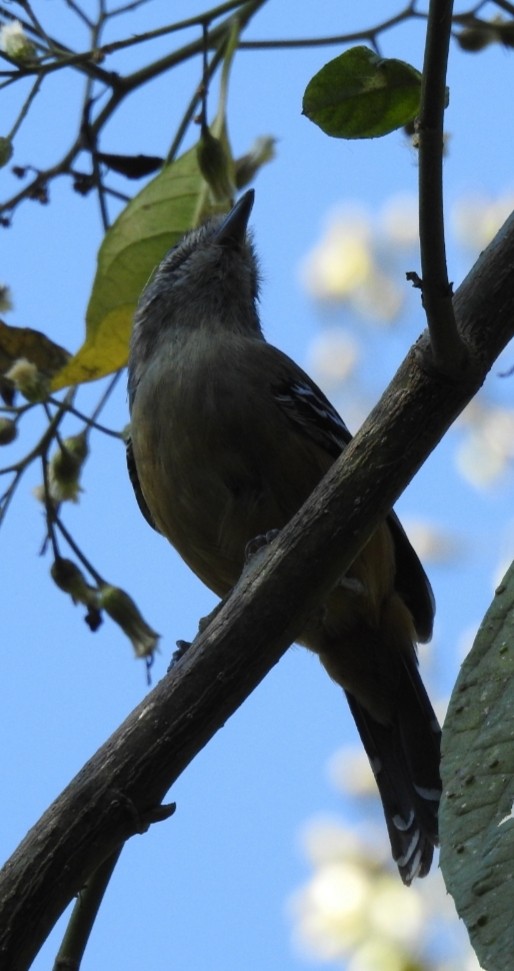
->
[2,211,514,969]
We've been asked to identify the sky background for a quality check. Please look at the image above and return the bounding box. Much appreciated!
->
[2,1,514,968]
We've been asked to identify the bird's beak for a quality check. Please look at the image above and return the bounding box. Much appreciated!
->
[215,189,255,246]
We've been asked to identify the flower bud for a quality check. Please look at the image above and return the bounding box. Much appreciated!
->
[5,357,48,403]
[235,136,276,189]
[0,137,13,169]
[0,417,17,445]
[98,584,159,658]
[456,26,493,51]
[197,128,234,202]
[0,20,36,62]
[51,557,97,606]
[0,283,13,312]
[47,432,89,503]
[496,21,514,48]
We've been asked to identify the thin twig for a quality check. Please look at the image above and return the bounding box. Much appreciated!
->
[0,469,24,526]
[165,45,225,163]
[82,4,111,228]
[15,0,55,49]
[46,397,122,437]
[41,453,60,560]
[0,391,73,476]
[55,513,105,585]
[89,370,123,426]
[0,6,118,85]
[109,0,155,16]
[0,0,265,217]
[6,74,43,140]
[64,0,95,30]
[238,5,418,49]
[492,0,514,15]
[1,0,252,81]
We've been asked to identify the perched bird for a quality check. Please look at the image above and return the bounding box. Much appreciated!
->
[127,189,441,884]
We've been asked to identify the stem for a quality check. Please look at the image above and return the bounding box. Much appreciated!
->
[7,74,43,140]
[0,469,24,527]
[165,45,225,163]
[492,0,514,14]
[119,0,265,93]
[53,849,123,971]
[418,0,467,374]
[55,514,105,585]
[46,397,122,438]
[0,391,73,476]
[89,370,122,423]
[41,454,60,560]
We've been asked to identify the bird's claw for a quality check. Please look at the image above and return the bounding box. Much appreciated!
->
[244,528,280,563]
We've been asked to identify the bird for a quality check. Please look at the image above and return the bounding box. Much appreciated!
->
[127,189,441,884]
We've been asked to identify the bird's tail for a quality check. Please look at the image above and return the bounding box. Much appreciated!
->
[345,655,441,885]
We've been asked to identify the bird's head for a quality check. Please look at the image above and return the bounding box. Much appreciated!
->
[129,190,261,391]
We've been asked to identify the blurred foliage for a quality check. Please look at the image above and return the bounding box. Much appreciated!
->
[290,749,481,970]
[295,188,514,971]
[300,188,514,489]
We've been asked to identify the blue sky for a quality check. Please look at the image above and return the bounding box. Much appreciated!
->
[2,2,514,968]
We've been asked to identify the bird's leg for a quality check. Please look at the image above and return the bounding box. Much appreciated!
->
[244,528,281,567]
[169,530,281,671]
[168,599,231,670]
[168,638,192,669]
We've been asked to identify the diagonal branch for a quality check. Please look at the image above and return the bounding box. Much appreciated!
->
[1,205,514,970]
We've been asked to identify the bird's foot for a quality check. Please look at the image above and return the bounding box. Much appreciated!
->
[168,599,228,671]
[168,639,191,670]
[244,529,280,569]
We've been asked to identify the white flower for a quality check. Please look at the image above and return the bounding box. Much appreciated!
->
[306,330,359,388]
[299,207,373,301]
[0,20,35,61]
[451,191,514,253]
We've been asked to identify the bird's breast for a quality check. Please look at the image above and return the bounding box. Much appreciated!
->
[129,335,320,594]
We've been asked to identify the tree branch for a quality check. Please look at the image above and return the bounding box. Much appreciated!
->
[1,209,514,970]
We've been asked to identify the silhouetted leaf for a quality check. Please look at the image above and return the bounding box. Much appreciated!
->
[440,561,514,970]
[303,46,422,138]
[97,152,164,179]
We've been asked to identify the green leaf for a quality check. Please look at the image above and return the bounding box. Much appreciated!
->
[440,561,514,970]
[51,145,223,391]
[302,46,422,139]
[50,20,268,393]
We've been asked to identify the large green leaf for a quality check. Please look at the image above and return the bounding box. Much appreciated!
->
[51,146,216,390]
[51,16,249,392]
[50,17,273,393]
[303,46,422,139]
[440,561,514,970]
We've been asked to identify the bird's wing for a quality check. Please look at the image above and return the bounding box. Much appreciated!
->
[126,434,160,533]
[267,344,435,641]
[272,371,352,459]
[387,512,435,643]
